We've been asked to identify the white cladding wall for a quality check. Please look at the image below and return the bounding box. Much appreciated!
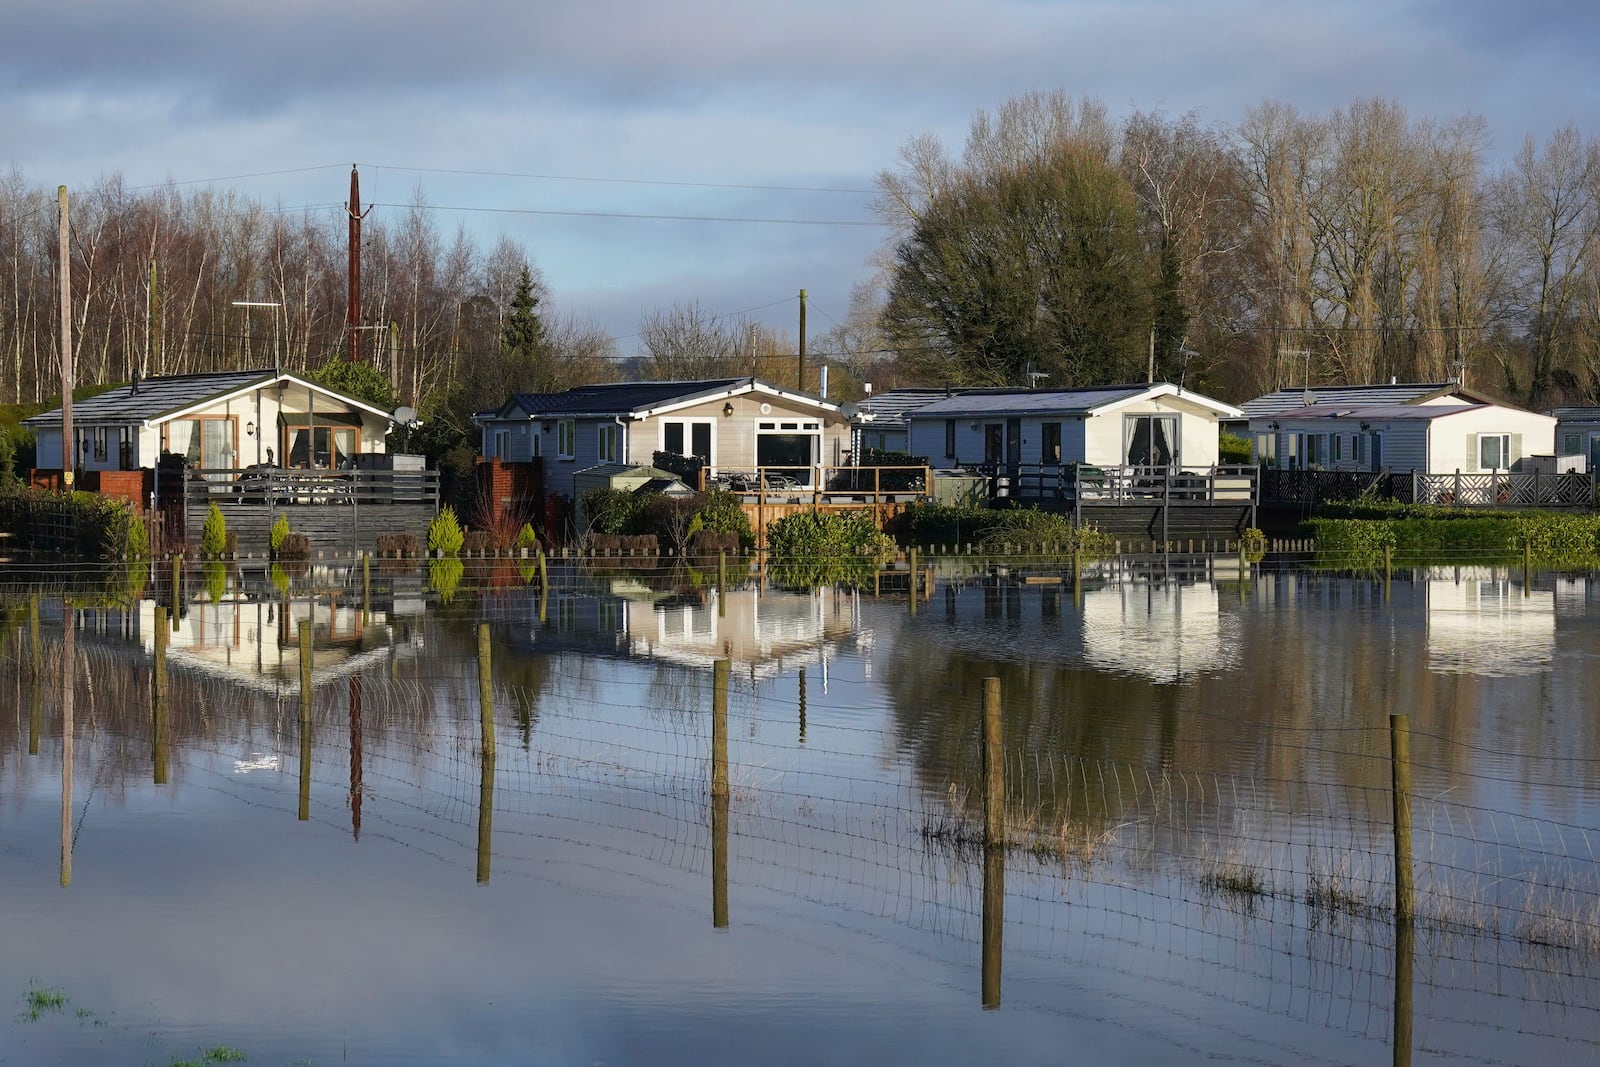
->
[1259,406,1555,475]
[911,400,1222,469]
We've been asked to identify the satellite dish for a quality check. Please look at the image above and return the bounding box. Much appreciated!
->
[837,402,861,420]
[392,405,418,426]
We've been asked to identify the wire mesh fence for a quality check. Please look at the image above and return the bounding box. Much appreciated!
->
[5,606,1600,1064]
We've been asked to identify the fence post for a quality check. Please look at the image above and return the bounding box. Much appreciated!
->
[361,551,371,626]
[909,547,919,615]
[477,622,496,760]
[711,658,731,929]
[983,677,1004,848]
[982,831,1005,1011]
[718,549,728,618]
[153,605,169,785]
[798,666,807,744]
[298,621,313,822]
[1390,713,1414,923]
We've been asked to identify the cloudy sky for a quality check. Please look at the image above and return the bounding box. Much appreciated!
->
[5,0,1599,356]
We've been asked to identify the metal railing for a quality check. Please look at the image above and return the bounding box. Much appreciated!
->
[173,466,439,508]
[707,465,932,507]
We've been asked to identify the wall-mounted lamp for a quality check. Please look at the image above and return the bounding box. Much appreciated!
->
[970,422,980,431]
[245,420,255,438]
[723,402,735,417]
[1359,421,1371,432]
[542,423,551,433]
[1268,421,1280,431]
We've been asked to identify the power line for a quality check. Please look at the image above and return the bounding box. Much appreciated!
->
[369,201,885,228]
[124,164,350,192]
[367,163,875,196]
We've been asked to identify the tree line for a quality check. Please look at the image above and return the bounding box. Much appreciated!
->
[4,88,1599,420]
[870,91,1600,407]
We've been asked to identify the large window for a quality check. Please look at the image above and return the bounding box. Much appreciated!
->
[755,419,820,484]
[1479,433,1511,470]
[1124,415,1177,467]
[557,419,575,459]
[661,419,711,463]
[166,416,237,476]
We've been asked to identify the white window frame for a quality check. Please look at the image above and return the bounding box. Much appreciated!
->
[1479,433,1511,471]
[598,423,618,463]
[659,418,715,463]
[556,419,576,460]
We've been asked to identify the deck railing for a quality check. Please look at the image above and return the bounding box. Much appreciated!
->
[707,465,932,507]
[170,466,439,508]
[982,463,1259,505]
[1263,468,1595,508]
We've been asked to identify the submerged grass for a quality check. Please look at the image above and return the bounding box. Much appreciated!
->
[22,987,67,1021]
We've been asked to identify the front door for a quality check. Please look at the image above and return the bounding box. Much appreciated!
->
[1005,418,1022,472]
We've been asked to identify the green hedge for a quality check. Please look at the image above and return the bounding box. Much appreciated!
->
[889,501,1113,555]
[0,486,143,558]
[767,510,896,589]
[1307,512,1600,567]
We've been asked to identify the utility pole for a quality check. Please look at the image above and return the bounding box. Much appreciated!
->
[797,288,806,392]
[57,186,73,488]
[1148,325,1155,384]
[346,165,372,364]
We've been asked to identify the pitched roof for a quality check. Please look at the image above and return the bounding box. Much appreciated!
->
[1237,382,1481,419]
[496,377,838,420]
[1264,403,1486,423]
[908,383,1240,419]
[854,388,949,426]
[22,369,395,427]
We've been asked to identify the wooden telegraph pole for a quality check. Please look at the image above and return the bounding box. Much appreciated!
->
[346,166,372,363]
[797,288,806,392]
[58,186,74,488]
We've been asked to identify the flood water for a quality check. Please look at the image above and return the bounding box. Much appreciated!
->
[3,556,1599,1066]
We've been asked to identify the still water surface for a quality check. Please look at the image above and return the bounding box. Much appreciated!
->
[3,559,1598,1065]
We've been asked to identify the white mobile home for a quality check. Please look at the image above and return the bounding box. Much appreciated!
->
[476,377,851,502]
[904,383,1241,471]
[1250,402,1556,474]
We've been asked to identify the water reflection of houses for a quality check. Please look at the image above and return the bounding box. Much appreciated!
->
[1423,567,1554,678]
[522,582,865,679]
[1081,580,1241,683]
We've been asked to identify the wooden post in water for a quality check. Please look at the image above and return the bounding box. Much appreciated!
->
[299,621,313,822]
[153,606,169,785]
[718,549,727,618]
[477,622,496,760]
[711,658,731,928]
[909,547,918,616]
[982,677,1004,848]
[361,551,371,626]
[1523,539,1532,596]
[1390,713,1414,923]
[537,549,549,625]
[349,675,363,840]
[172,553,183,620]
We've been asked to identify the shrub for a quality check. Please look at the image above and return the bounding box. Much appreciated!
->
[689,529,740,559]
[514,523,541,551]
[1218,432,1253,465]
[582,487,648,536]
[125,513,149,560]
[767,510,896,589]
[693,488,753,548]
[269,513,291,555]
[428,505,465,555]
[277,532,312,560]
[462,529,495,553]
[375,532,419,557]
[890,501,1112,556]
[200,502,229,557]
[428,556,464,604]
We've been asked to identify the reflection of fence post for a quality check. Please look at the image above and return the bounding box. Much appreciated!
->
[982,838,1004,1010]
[153,606,169,785]
[478,622,496,760]
[1390,713,1414,923]
[1523,540,1533,596]
[711,658,731,928]
[299,621,313,822]
[797,666,807,744]
[361,551,371,626]
[477,747,495,885]
[537,549,549,625]
[172,553,183,618]
[718,549,727,618]
[983,677,1004,847]
[1394,897,1414,1067]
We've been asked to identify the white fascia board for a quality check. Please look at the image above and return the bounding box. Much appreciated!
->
[1087,383,1242,419]
[155,372,394,426]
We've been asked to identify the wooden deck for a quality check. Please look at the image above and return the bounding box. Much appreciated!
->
[166,467,440,555]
